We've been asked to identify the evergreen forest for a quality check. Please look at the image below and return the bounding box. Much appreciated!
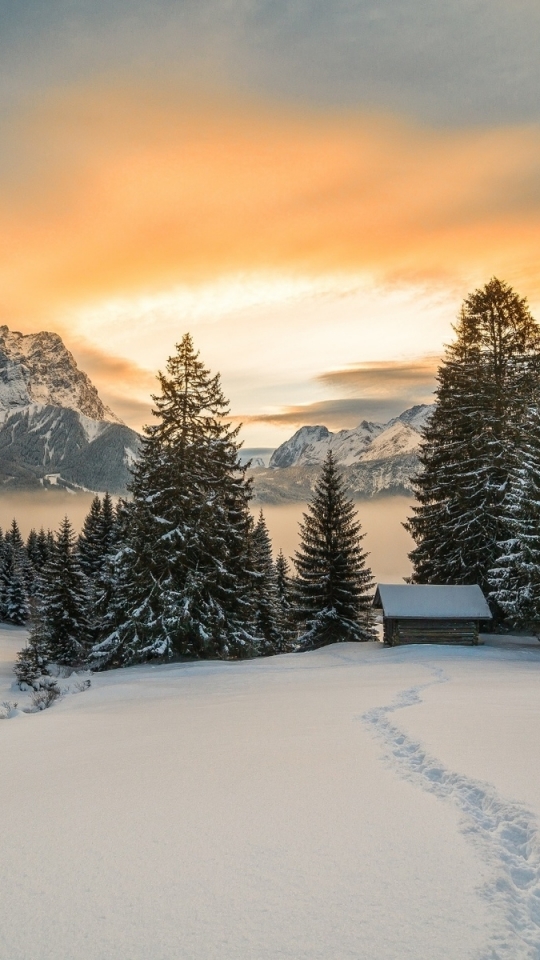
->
[9,276,540,687]
[12,334,375,687]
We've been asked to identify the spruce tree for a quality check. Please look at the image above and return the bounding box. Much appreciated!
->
[6,568,28,625]
[31,517,90,666]
[14,634,50,689]
[5,518,25,554]
[294,452,375,647]
[91,334,258,667]
[489,402,540,628]
[0,540,29,624]
[275,549,296,650]
[250,511,282,654]
[100,493,116,553]
[78,496,104,579]
[0,542,13,621]
[407,278,540,598]
[26,529,40,567]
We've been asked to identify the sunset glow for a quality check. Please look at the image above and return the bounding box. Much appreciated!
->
[1,6,540,442]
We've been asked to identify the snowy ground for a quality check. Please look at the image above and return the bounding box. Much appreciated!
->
[1,628,540,960]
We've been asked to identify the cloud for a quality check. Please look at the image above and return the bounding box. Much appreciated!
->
[238,356,438,429]
[242,397,432,431]
[69,342,156,391]
[2,85,540,323]
[66,340,156,429]
[99,393,152,430]
[317,358,439,396]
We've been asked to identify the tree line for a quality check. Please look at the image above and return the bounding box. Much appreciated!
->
[14,334,375,687]
[12,275,536,683]
[0,522,54,626]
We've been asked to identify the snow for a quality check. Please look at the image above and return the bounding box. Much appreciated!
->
[0,325,123,424]
[1,627,540,959]
[359,420,420,461]
[269,404,433,471]
[77,412,107,443]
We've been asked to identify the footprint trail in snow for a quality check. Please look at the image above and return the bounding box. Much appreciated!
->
[362,665,540,960]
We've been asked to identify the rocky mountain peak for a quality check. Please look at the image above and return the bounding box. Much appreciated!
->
[267,404,433,471]
[269,425,331,468]
[0,325,122,424]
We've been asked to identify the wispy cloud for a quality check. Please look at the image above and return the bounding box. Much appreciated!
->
[238,356,438,429]
[317,357,439,396]
[67,340,156,429]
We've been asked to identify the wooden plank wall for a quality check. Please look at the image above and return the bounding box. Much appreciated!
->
[384,618,479,646]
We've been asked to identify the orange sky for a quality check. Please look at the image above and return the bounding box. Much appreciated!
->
[2,85,540,319]
[1,83,540,442]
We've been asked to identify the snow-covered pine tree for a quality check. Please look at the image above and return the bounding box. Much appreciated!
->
[39,529,55,568]
[77,494,116,581]
[31,517,91,666]
[250,511,282,654]
[91,334,258,668]
[14,632,50,688]
[0,540,10,621]
[78,496,104,579]
[275,548,296,650]
[489,402,540,628]
[407,278,540,598]
[100,493,116,553]
[6,567,29,625]
[26,529,40,567]
[0,540,29,624]
[5,518,24,554]
[293,451,375,647]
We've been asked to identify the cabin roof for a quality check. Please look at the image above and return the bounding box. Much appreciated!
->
[373,584,492,620]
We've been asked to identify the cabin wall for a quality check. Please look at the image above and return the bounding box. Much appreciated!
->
[384,617,479,646]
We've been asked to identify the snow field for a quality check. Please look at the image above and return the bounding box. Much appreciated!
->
[1,629,539,958]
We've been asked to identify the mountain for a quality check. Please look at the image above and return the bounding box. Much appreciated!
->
[251,404,432,503]
[0,326,140,493]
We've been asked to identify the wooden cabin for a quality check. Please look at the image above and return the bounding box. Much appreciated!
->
[373,584,492,646]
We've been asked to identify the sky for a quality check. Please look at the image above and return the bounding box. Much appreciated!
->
[1,1,540,446]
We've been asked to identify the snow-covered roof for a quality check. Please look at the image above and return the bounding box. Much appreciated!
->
[373,584,492,620]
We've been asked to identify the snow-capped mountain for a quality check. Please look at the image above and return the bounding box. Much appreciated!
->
[252,405,433,503]
[0,326,121,424]
[0,326,140,493]
[269,405,432,470]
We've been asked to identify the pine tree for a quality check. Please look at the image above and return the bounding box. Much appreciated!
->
[5,518,25,553]
[91,334,259,667]
[6,568,28,625]
[275,549,296,650]
[250,511,282,653]
[294,452,375,647]
[407,278,540,599]
[0,540,29,624]
[26,529,40,567]
[78,496,104,579]
[14,634,50,689]
[100,493,116,550]
[489,403,540,628]
[31,517,90,666]
[0,542,13,621]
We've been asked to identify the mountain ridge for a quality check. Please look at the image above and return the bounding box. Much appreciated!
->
[0,326,140,494]
[251,404,432,503]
